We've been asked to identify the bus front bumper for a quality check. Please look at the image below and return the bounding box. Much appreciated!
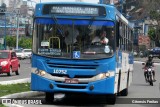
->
[31,73,115,94]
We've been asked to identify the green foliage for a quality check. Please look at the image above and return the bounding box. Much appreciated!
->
[0,83,30,97]
[148,28,156,40]
[149,10,160,20]
[19,37,32,49]
[6,36,16,48]
[6,36,32,49]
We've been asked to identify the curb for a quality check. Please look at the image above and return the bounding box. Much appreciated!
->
[0,78,31,85]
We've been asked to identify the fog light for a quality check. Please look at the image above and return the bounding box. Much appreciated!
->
[89,85,94,90]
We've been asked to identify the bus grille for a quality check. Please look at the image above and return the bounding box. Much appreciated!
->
[50,74,94,79]
[46,62,98,70]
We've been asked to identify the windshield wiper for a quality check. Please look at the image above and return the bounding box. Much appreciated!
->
[51,14,64,37]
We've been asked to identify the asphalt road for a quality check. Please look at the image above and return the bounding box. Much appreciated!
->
[18,62,160,107]
[0,59,31,81]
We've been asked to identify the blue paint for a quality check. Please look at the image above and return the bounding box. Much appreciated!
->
[129,52,134,64]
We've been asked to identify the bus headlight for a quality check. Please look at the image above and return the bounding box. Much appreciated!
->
[33,69,46,76]
[106,71,115,77]
[98,73,106,79]
[95,71,115,81]
[39,70,46,76]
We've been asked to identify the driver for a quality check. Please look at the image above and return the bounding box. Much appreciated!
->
[92,30,109,45]
[143,55,156,82]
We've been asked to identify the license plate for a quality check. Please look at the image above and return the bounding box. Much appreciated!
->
[65,78,79,84]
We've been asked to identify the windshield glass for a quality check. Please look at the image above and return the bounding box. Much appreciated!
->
[0,52,9,59]
[33,18,115,59]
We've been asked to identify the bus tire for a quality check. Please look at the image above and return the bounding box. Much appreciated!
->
[106,94,116,105]
[45,92,54,103]
[120,71,129,96]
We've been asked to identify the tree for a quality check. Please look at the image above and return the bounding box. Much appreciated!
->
[6,36,32,49]
[148,27,160,46]
[6,36,16,48]
[148,27,156,40]
[19,37,32,49]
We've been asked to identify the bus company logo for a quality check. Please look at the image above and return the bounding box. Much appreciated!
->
[1,98,43,105]
[2,99,11,104]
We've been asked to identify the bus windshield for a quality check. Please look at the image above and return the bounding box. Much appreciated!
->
[33,18,115,59]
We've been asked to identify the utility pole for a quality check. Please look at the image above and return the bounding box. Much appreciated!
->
[16,9,20,50]
[4,12,6,49]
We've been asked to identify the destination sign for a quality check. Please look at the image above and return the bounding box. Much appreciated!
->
[38,48,61,56]
[50,6,99,16]
[42,4,106,16]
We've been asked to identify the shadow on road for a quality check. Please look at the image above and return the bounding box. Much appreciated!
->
[43,94,109,107]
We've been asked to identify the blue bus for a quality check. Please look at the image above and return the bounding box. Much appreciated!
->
[31,2,134,104]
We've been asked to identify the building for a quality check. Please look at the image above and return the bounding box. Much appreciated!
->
[0,0,34,38]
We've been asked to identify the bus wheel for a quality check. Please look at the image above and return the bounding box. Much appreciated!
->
[45,92,54,103]
[106,94,116,105]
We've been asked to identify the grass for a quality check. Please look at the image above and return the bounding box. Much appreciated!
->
[0,83,30,107]
[0,83,30,97]
[0,105,6,107]
[0,104,6,107]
